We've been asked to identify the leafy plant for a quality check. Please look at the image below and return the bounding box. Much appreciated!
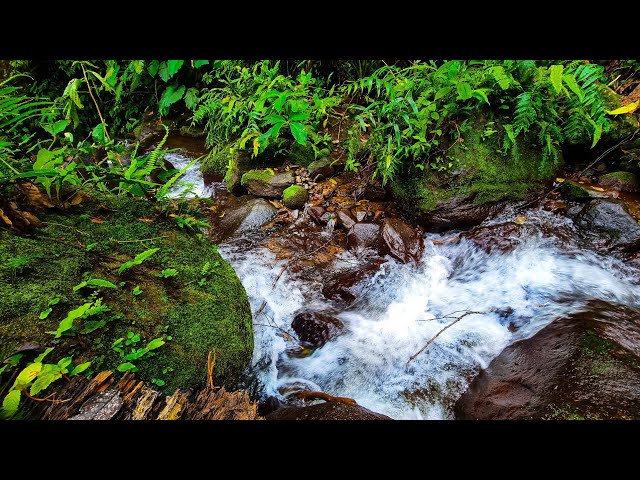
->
[112,333,167,373]
[132,285,143,296]
[117,248,159,275]
[73,277,118,292]
[157,268,178,278]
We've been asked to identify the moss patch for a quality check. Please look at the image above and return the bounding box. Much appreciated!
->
[559,180,592,201]
[241,168,275,187]
[0,191,253,392]
[282,185,308,209]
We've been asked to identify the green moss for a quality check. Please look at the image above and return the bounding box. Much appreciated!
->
[580,330,616,355]
[240,168,275,187]
[601,171,636,183]
[0,190,253,392]
[559,180,592,201]
[289,142,317,167]
[544,405,594,420]
[282,185,308,209]
[201,149,230,177]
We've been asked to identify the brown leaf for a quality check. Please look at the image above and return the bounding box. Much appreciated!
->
[137,217,155,223]
[90,218,105,224]
[0,207,13,227]
[17,182,54,209]
[21,211,43,227]
[69,191,91,206]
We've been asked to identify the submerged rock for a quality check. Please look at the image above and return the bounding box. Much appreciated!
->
[378,217,424,264]
[241,169,295,198]
[455,300,640,420]
[211,196,278,243]
[266,401,392,420]
[322,258,386,304]
[460,222,527,253]
[291,311,344,348]
[571,199,640,251]
[420,193,506,232]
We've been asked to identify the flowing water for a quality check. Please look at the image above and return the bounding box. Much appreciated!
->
[167,143,640,419]
[219,209,640,419]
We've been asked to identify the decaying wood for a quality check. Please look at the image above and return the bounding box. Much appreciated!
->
[157,389,191,420]
[69,389,123,420]
[185,386,260,420]
[294,390,358,406]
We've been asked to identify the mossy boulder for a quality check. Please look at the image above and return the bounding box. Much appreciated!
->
[559,180,594,201]
[389,112,561,231]
[282,185,309,209]
[0,191,253,392]
[307,157,335,180]
[598,171,639,192]
[241,169,295,198]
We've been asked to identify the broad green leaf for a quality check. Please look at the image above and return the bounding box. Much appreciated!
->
[57,357,72,371]
[5,354,24,366]
[503,124,516,144]
[562,74,583,102]
[193,60,209,68]
[39,307,52,319]
[606,100,640,115]
[148,60,159,77]
[55,302,93,338]
[167,60,184,78]
[146,338,165,351]
[264,114,286,125]
[117,362,138,372]
[124,349,148,361]
[52,119,70,135]
[118,248,159,275]
[70,362,91,376]
[472,89,490,105]
[14,362,42,387]
[79,320,106,334]
[184,88,199,110]
[92,123,106,144]
[86,278,117,289]
[73,281,87,292]
[159,85,185,113]
[30,370,62,396]
[435,86,451,100]
[64,78,84,109]
[549,64,564,94]
[289,112,309,122]
[290,122,307,145]
[158,62,170,82]
[34,148,62,170]
[274,92,289,112]
[34,347,54,363]
[49,297,60,306]
[591,122,603,148]
[2,390,21,413]
[456,82,472,100]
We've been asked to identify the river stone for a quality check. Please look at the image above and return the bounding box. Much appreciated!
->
[455,300,640,420]
[347,223,381,251]
[307,205,331,225]
[322,258,386,304]
[225,152,253,196]
[598,171,639,193]
[460,223,527,253]
[282,185,309,210]
[307,157,335,179]
[572,199,640,251]
[241,169,295,198]
[420,193,506,232]
[378,217,424,264]
[212,196,278,242]
[266,401,392,420]
[336,209,356,230]
[291,311,344,348]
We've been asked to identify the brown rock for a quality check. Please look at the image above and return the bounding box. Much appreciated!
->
[322,258,386,304]
[378,217,424,264]
[291,311,344,348]
[420,193,506,232]
[307,205,330,224]
[266,401,392,420]
[460,223,526,253]
[336,209,356,230]
[347,223,380,251]
[455,300,640,420]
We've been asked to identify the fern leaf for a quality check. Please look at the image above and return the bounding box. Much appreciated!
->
[549,65,564,94]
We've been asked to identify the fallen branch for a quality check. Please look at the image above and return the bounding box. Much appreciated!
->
[405,310,488,369]
[294,390,358,406]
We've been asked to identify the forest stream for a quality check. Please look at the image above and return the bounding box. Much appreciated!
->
[168,135,640,420]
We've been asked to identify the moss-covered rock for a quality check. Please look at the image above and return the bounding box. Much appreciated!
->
[282,185,309,209]
[241,169,295,198]
[559,180,593,201]
[0,191,253,392]
[598,171,638,192]
[390,111,560,230]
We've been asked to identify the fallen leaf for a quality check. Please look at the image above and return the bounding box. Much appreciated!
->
[21,211,42,227]
[137,217,155,223]
[69,191,90,206]
[515,215,526,225]
[606,100,640,115]
[0,208,12,226]
[17,182,54,209]
[90,218,105,224]
[590,186,605,192]
[555,177,565,183]
[218,212,225,218]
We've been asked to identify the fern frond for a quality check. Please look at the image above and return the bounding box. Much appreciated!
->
[138,124,169,178]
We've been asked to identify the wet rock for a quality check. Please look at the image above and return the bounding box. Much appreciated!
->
[598,171,639,193]
[572,199,640,251]
[307,157,335,180]
[420,193,506,232]
[355,211,367,222]
[210,196,278,243]
[460,223,526,253]
[241,169,295,198]
[347,223,381,251]
[225,152,253,196]
[362,182,387,201]
[282,185,309,210]
[307,205,330,224]
[336,209,356,230]
[558,180,595,202]
[291,311,344,348]
[266,401,392,420]
[378,217,424,264]
[322,258,386,304]
[455,300,640,420]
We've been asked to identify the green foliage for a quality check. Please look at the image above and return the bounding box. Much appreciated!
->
[112,331,167,374]
[157,268,178,278]
[117,248,159,275]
